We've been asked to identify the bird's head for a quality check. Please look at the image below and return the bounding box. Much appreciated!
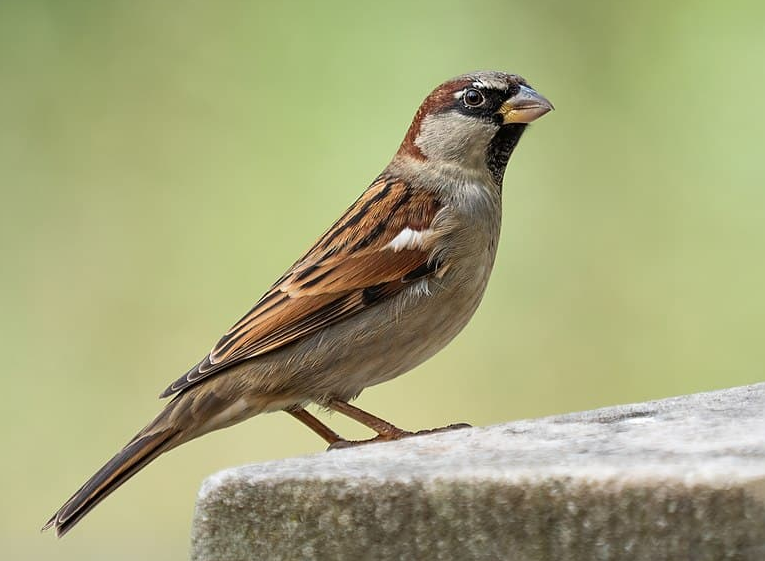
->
[396,71,553,186]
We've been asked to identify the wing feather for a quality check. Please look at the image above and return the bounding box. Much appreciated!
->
[160,177,444,397]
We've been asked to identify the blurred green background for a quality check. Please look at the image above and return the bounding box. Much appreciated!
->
[2,1,764,559]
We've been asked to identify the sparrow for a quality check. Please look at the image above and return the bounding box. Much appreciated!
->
[43,70,553,536]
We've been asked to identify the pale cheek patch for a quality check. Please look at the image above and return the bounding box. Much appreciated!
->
[385,227,433,252]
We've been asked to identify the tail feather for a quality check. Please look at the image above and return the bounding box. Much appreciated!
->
[43,427,179,537]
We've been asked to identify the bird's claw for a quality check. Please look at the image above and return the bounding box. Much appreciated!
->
[411,422,472,436]
[326,422,471,451]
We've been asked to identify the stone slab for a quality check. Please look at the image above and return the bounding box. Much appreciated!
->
[191,384,765,561]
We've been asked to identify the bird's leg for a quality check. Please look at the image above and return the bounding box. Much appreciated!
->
[287,407,347,446]
[327,399,412,440]
[290,401,471,451]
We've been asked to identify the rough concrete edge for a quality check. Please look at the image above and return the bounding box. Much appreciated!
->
[197,468,765,505]
[196,382,765,501]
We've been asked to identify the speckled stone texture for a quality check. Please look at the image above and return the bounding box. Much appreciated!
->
[190,384,765,561]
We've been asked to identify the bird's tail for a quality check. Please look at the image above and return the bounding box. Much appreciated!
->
[42,407,181,537]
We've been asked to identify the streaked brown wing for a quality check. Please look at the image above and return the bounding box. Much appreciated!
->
[160,176,443,398]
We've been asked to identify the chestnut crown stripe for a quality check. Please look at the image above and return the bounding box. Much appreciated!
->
[398,78,475,160]
[160,176,444,397]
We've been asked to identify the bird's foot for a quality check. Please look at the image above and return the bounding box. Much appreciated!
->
[326,423,471,450]
[410,422,472,436]
[326,429,412,450]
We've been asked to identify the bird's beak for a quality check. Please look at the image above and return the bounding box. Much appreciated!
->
[498,85,554,124]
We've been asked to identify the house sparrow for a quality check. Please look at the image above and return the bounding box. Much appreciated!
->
[44,70,552,536]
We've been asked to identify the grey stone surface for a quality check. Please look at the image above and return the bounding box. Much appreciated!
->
[191,384,765,561]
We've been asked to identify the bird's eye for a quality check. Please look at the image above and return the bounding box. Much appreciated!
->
[463,88,485,107]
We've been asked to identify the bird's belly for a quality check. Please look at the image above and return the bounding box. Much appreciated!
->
[337,280,482,392]
[243,253,495,404]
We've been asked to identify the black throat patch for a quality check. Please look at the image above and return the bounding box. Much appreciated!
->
[486,123,527,188]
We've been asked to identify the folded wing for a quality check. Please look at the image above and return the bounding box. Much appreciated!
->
[160,176,445,398]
